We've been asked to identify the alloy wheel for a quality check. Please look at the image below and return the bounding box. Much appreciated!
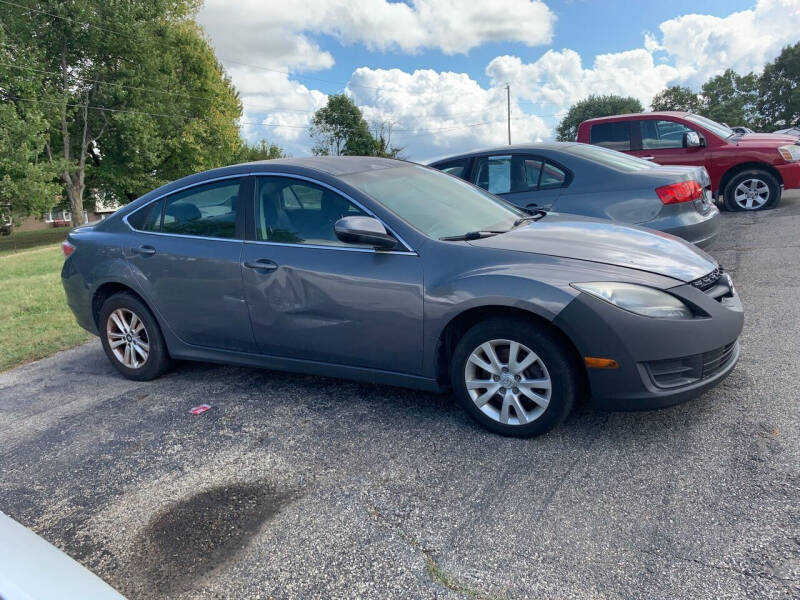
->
[464,339,552,426]
[733,178,770,210]
[106,308,149,369]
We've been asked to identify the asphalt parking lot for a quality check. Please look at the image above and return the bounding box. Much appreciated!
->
[1,193,799,600]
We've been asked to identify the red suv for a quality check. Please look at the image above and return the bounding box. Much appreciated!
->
[577,111,800,211]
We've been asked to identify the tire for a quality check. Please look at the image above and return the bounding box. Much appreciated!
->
[99,292,170,381]
[723,169,781,211]
[450,317,577,438]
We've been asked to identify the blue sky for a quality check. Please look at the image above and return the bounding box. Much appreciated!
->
[197,0,798,159]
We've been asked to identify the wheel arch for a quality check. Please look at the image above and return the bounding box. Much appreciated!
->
[434,305,588,394]
[91,281,151,330]
[719,162,783,197]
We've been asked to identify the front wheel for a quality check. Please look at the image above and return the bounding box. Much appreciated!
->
[450,318,577,437]
[99,292,170,381]
[723,170,780,211]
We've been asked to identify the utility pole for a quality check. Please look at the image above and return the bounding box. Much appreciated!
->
[506,83,511,145]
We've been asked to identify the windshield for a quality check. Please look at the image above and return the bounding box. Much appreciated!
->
[340,164,524,239]
[568,143,656,172]
[685,114,734,139]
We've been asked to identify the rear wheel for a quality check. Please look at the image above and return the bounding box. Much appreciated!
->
[723,169,780,211]
[99,292,170,381]
[450,318,577,437]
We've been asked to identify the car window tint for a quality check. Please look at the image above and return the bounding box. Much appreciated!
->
[540,162,567,188]
[474,155,546,194]
[641,120,694,150]
[127,199,163,231]
[590,122,631,151]
[256,177,367,246]
[434,158,470,179]
[160,179,241,239]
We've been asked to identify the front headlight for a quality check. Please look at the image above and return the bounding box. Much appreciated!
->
[778,144,800,162]
[571,282,693,319]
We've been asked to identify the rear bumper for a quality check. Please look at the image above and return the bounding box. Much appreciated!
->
[775,162,800,190]
[553,280,744,412]
[643,205,720,248]
[61,258,98,335]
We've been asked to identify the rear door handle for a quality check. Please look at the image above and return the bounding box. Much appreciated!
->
[131,245,156,256]
[243,258,278,272]
[641,156,656,161]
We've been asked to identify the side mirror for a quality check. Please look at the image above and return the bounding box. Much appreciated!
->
[334,216,397,250]
[683,131,703,148]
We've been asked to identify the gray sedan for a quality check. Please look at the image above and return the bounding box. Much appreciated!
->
[62,157,742,437]
[429,142,720,247]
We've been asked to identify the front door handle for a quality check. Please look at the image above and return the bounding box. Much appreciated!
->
[243,258,278,272]
[131,245,156,256]
[641,156,656,161]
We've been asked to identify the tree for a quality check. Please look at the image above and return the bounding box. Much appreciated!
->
[758,42,800,130]
[701,69,759,128]
[237,139,287,163]
[310,94,402,157]
[0,27,60,230]
[651,86,702,112]
[1,1,243,224]
[555,95,644,141]
[310,94,375,156]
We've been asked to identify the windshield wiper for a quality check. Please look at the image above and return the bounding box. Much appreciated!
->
[513,210,548,227]
[439,230,506,241]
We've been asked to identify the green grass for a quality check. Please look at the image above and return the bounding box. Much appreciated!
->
[0,227,73,256]
[0,244,92,371]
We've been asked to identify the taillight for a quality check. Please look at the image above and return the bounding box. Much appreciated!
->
[61,240,75,257]
[656,180,704,205]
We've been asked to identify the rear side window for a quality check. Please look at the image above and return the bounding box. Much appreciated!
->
[129,179,242,238]
[433,158,471,179]
[127,200,162,231]
[590,122,631,151]
[473,155,567,194]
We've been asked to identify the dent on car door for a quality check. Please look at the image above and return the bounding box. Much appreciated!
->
[241,175,425,375]
[472,154,565,210]
[123,177,255,352]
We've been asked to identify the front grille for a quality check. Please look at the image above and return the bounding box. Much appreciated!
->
[690,267,723,291]
[645,341,738,389]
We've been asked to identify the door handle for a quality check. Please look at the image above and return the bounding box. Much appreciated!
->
[641,156,656,161]
[526,203,539,208]
[131,245,156,256]
[243,258,278,272]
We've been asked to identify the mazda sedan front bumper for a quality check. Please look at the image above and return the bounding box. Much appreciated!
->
[553,274,744,411]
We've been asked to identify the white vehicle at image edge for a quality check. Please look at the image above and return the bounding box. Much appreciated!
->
[0,511,126,600]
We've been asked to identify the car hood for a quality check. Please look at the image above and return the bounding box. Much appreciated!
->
[467,214,717,283]
[736,133,800,145]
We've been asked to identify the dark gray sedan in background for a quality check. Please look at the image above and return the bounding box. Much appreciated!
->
[430,142,720,247]
[62,157,742,437]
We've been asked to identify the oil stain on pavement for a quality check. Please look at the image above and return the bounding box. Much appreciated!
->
[135,481,298,593]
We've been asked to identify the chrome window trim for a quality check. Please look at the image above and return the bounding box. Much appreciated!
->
[122,174,247,242]
[122,171,417,254]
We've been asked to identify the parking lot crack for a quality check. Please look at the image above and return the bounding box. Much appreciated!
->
[639,548,794,584]
[366,504,502,600]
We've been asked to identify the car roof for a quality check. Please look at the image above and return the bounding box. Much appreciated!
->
[429,142,580,164]
[581,111,689,124]
[241,156,409,177]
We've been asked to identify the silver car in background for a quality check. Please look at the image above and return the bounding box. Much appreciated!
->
[430,142,720,247]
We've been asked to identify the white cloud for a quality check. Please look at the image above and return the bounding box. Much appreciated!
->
[347,68,551,161]
[656,0,800,85]
[198,0,554,69]
[487,0,800,116]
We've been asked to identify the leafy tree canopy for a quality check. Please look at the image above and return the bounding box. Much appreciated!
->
[310,94,402,157]
[555,95,644,141]
[651,86,703,113]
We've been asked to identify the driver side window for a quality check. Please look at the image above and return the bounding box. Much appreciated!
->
[255,177,366,246]
[641,120,696,150]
